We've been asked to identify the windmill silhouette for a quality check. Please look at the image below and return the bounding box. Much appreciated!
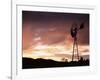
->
[70,23,84,61]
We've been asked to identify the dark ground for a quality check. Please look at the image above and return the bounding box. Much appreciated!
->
[22,57,89,69]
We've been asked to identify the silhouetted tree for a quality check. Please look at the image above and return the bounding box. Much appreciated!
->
[62,58,68,62]
[79,57,84,62]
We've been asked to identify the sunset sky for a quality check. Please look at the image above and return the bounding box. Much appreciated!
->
[22,11,89,62]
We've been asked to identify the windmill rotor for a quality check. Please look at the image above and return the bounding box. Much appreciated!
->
[70,23,78,38]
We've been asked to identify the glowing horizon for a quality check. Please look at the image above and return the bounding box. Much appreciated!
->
[23,43,89,62]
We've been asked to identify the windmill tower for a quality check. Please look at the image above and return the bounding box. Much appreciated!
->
[70,23,84,61]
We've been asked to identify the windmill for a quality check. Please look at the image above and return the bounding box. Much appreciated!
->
[70,23,84,61]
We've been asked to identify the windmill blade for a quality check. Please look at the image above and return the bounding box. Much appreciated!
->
[79,23,84,30]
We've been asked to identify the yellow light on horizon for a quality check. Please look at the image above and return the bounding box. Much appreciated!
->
[23,43,89,62]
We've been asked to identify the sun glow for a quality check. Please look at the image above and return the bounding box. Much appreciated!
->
[23,42,89,62]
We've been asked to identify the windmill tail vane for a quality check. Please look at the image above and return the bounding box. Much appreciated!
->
[79,23,84,30]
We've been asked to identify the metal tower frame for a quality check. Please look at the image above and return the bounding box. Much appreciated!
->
[71,23,84,61]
